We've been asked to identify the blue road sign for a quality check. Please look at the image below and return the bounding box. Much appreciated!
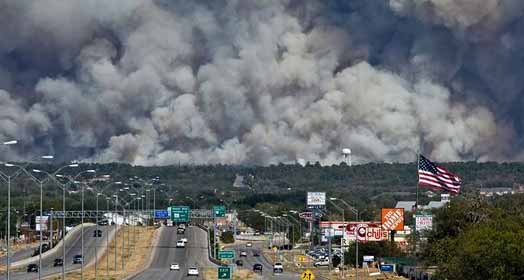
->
[380,264,395,272]
[154,210,169,219]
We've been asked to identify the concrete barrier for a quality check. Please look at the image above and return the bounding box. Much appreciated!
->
[196,224,222,266]
[11,223,96,269]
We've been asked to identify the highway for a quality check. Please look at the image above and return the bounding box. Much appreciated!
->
[0,224,114,280]
[0,246,37,266]
[229,242,298,280]
[129,225,215,280]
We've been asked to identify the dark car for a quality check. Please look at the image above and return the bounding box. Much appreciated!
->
[32,244,50,256]
[235,260,243,266]
[93,229,102,237]
[53,258,63,267]
[253,263,263,273]
[27,264,38,273]
[98,220,109,226]
[73,254,83,264]
[253,251,260,257]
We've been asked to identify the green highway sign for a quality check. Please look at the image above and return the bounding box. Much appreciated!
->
[218,266,231,279]
[218,250,235,259]
[170,206,190,222]
[213,205,226,218]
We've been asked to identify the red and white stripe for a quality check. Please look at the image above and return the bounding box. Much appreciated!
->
[418,167,461,194]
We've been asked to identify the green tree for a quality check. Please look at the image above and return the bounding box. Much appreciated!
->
[426,217,524,280]
[220,231,235,243]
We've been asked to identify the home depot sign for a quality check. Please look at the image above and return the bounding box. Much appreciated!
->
[346,222,388,242]
[381,208,404,231]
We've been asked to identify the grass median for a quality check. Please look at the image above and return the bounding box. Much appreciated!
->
[47,225,157,280]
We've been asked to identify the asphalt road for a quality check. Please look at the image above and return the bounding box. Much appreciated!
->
[129,226,216,280]
[1,224,114,280]
[0,246,37,265]
[229,242,298,280]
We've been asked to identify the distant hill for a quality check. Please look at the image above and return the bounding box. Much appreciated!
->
[1,161,523,214]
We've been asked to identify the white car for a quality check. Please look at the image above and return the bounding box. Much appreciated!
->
[314,259,330,267]
[187,267,199,276]
[170,263,180,270]
[246,242,252,247]
[240,251,248,257]
[180,238,188,243]
[273,262,284,273]
[176,240,185,248]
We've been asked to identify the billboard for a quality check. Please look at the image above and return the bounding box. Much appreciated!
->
[381,208,404,231]
[35,216,49,231]
[415,215,433,232]
[346,222,388,242]
[298,212,314,221]
[307,192,326,207]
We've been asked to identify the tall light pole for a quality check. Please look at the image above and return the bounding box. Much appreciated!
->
[85,179,122,279]
[287,211,303,242]
[105,197,110,278]
[5,157,53,280]
[55,169,96,280]
[1,139,18,279]
[37,163,82,280]
[330,197,359,280]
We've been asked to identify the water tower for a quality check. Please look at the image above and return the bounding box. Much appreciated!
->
[342,148,352,167]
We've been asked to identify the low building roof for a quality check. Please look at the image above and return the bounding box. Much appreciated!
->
[395,201,416,212]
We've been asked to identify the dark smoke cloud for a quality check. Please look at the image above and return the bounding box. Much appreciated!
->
[0,0,522,165]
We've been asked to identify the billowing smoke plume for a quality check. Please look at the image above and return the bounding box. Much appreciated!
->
[0,0,522,165]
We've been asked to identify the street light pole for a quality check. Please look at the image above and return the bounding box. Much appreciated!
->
[106,197,110,279]
[80,180,85,280]
[95,192,100,280]
[0,139,16,279]
[331,197,359,280]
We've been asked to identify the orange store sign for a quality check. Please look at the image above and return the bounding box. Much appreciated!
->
[381,208,404,231]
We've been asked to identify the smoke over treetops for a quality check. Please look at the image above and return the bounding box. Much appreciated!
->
[0,0,523,165]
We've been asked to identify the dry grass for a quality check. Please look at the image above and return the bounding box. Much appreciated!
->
[46,226,157,280]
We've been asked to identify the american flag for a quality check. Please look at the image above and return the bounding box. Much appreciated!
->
[418,154,461,194]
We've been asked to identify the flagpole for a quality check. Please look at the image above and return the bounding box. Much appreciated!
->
[414,152,420,279]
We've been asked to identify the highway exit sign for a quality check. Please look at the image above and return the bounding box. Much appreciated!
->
[218,250,235,259]
[213,205,226,218]
[170,206,190,222]
[218,266,231,279]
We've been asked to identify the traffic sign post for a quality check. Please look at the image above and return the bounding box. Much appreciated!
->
[218,266,231,279]
[218,250,235,260]
[170,206,190,222]
[301,269,315,280]
[213,205,226,218]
